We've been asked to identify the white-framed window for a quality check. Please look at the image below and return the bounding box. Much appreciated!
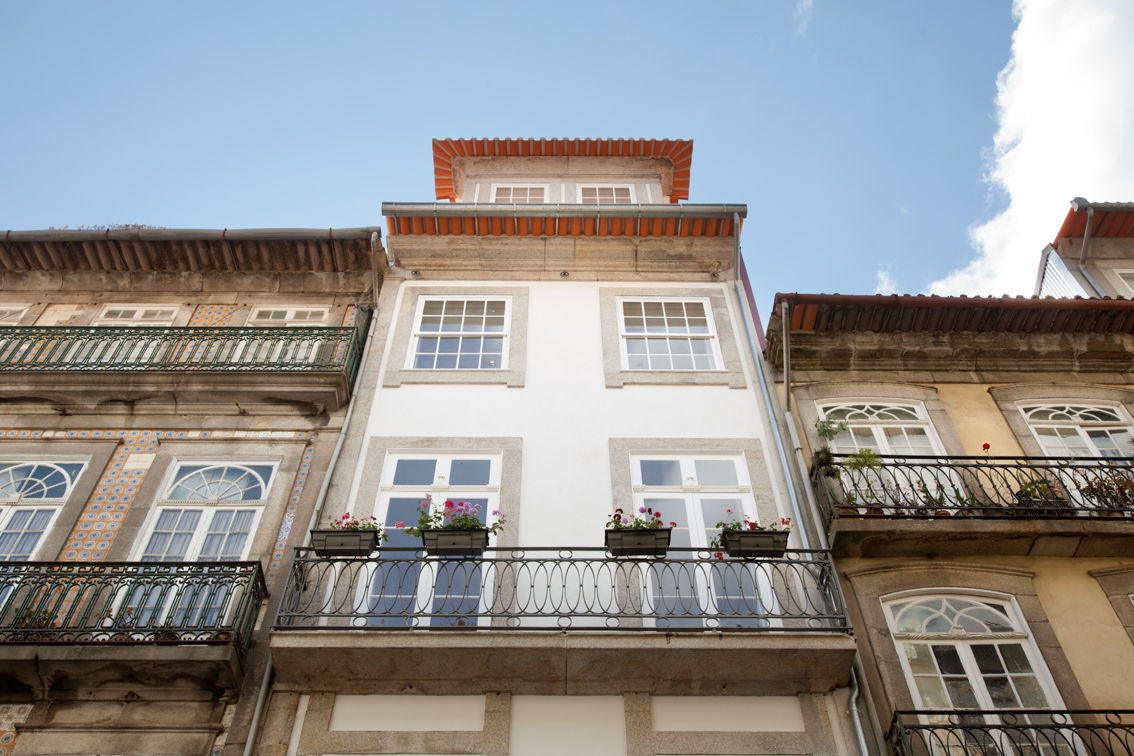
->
[1021,403,1134,458]
[631,454,774,629]
[1115,270,1134,296]
[618,298,722,371]
[578,184,634,204]
[886,592,1064,741]
[94,306,177,326]
[248,307,329,326]
[0,461,85,561]
[367,452,502,628]
[408,297,509,370]
[818,402,943,455]
[0,306,28,325]
[133,462,275,562]
[491,184,548,203]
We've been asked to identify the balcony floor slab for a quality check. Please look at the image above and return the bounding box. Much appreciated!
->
[268,630,857,696]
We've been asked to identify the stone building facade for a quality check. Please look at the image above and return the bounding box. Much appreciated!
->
[0,228,380,754]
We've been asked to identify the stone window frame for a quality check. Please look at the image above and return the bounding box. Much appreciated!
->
[840,561,1090,721]
[881,588,1068,712]
[989,384,1134,457]
[128,460,280,561]
[0,441,112,561]
[351,436,522,549]
[609,437,780,528]
[1089,565,1134,646]
[383,286,529,388]
[792,382,966,457]
[113,440,303,563]
[599,287,747,389]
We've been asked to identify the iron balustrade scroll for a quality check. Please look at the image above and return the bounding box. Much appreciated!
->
[0,324,367,384]
[275,546,851,632]
[888,709,1134,756]
[0,561,266,654]
[812,454,1134,520]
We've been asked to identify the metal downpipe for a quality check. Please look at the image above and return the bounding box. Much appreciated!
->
[1072,198,1105,297]
[241,309,380,756]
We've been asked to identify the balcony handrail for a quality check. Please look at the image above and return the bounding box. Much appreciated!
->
[0,561,267,657]
[888,709,1134,756]
[0,324,363,375]
[274,546,851,632]
[812,453,1134,520]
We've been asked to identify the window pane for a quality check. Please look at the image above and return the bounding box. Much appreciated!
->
[450,460,490,486]
[943,677,980,709]
[933,645,965,675]
[393,459,436,486]
[641,460,681,486]
[1014,676,1049,708]
[972,644,1004,674]
[983,676,1019,707]
[906,644,937,675]
[1000,643,1034,674]
[695,460,738,486]
[914,676,951,708]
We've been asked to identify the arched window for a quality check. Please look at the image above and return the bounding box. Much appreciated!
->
[885,593,1061,714]
[0,462,84,561]
[819,402,942,455]
[1021,403,1134,458]
[135,462,275,562]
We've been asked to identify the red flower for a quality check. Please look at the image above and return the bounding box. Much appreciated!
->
[669,521,676,527]
[982,442,991,451]
[713,551,724,560]
[444,500,454,508]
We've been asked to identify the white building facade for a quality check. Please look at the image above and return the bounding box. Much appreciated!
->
[265,139,860,756]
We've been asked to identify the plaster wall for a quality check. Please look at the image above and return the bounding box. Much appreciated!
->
[930,383,1023,455]
[351,279,791,547]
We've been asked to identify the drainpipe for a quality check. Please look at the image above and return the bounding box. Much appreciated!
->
[241,308,380,756]
[776,297,875,756]
[1071,197,1105,297]
[730,213,810,550]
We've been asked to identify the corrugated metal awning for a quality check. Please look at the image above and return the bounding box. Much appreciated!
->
[0,228,381,273]
[1053,201,1134,245]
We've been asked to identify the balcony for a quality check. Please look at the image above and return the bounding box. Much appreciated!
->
[0,321,368,413]
[270,547,856,696]
[888,709,1134,755]
[0,561,266,699]
[813,455,1134,557]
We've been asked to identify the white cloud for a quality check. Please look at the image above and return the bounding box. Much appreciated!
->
[929,0,1134,296]
[874,268,899,295]
[795,0,814,35]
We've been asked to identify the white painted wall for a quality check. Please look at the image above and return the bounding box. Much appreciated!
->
[354,279,790,547]
[329,694,485,731]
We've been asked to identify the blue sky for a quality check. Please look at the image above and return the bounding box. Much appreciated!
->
[5,2,1122,313]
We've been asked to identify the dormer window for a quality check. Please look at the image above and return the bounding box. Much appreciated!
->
[579,185,634,204]
[492,185,546,203]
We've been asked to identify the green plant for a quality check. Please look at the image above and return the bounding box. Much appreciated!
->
[606,506,675,530]
[401,494,506,537]
[1014,478,1055,501]
[709,509,792,548]
[1079,469,1134,509]
[814,417,849,442]
[843,448,882,471]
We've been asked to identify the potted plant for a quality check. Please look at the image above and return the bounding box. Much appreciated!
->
[811,417,848,478]
[710,510,792,557]
[310,513,386,557]
[1078,468,1134,517]
[1011,478,1071,516]
[403,495,505,556]
[839,448,886,514]
[605,506,675,556]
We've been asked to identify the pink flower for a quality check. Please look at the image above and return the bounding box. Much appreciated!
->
[394,521,405,528]
[638,506,647,513]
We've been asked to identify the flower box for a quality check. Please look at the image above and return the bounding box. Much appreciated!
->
[309,529,381,557]
[605,528,671,557]
[720,530,789,558]
[421,528,489,556]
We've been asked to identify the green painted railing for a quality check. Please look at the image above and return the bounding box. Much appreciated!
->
[0,323,368,385]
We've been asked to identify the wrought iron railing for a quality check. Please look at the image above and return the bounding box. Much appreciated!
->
[0,323,367,385]
[0,561,266,655]
[813,454,1134,520]
[275,547,850,632]
[888,709,1134,755]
